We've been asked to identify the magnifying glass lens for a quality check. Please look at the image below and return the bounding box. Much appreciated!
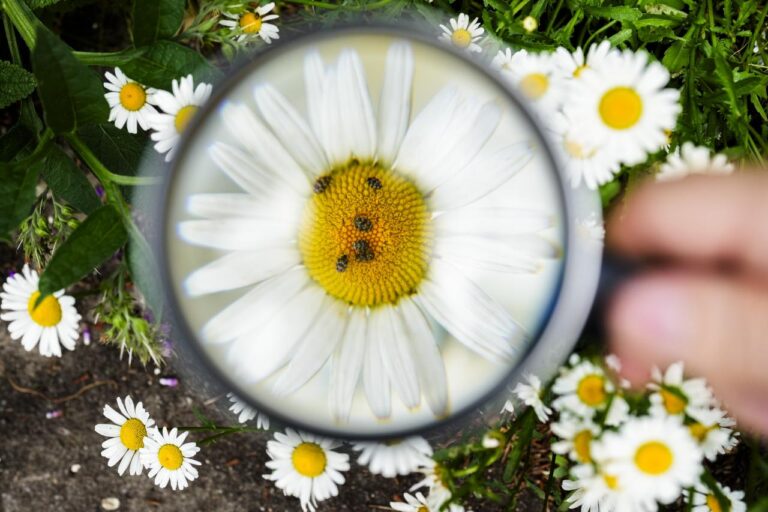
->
[164,30,567,437]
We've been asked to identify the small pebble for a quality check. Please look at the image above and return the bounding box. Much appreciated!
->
[153,367,161,376]
[101,497,120,511]
[70,464,81,474]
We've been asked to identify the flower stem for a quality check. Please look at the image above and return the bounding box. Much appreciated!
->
[72,48,146,66]
[65,134,161,187]
[1,0,39,48]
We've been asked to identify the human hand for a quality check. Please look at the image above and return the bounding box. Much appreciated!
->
[606,173,768,434]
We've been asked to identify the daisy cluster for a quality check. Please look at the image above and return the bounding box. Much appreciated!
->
[512,356,743,512]
[439,13,734,190]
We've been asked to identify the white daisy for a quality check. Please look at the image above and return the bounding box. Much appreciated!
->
[411,458,450,497]
[150,74,212,162]
[219,3,280,44]
[227,392,269,429]
[554,41,617,79]
[351,436,432,477]
[687,407,738,461]
[95,396,155,476]
[391,491,467,512]
[562,463,656,512]
[691,482,746,512]
[0,264,81,357]
[576,213,606,243]
[566,49,681,166]
[263,428,349,512]
[552,359,618,419]
[502,49,566,114]
[181,42,549,422]
[140,427,201,490]
[648,362,716,420]
[657,142,734,181]
[513,374,552,423]
[103,67,158,134]
[593,415,703,506]
[551,415,600,464]
[491,47,516,72]
[439,13,484,53]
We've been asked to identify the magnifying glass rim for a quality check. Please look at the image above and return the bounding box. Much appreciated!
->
[157,21,573,441]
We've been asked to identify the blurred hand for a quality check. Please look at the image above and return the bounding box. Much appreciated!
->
[606,173,768,434]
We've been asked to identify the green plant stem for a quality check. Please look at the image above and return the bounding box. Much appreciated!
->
[583,19,617,48]
[72,48,146,66]
[65,134,161,187]
[1,0,39,48]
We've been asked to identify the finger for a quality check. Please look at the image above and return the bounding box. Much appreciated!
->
[607,173,768,276]
[607,270,768,425]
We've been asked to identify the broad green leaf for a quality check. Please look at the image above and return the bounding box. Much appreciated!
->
[120,40,223,90]
[662,41,690,73]
[78,124,150,176]
[584,6,642,22]
[0,124,34,162]
[0,160,40,239]
[40,146,101,214]
[132,0,185,46]
[31,27,109,133]
[608,28,634,46]
[0,60,36,109]
[38,205,127,295]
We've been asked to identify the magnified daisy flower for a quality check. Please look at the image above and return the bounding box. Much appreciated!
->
[103,67,157,134]
[263,428,349,512]
[691,482,746,512]
[150,74,212,162]
[95,396,155,476]
[513,374,552,423]
[593,415,703,506]
[351,436,432,477]
[181,43,549,421]
[562,463,656,512]
[686,407,738,461]
[227,392,269,429]
[501,49,566,115]
[219,3,280,44]
[554,41,617,79]
[657,142,734,181]
[551,415,600,464]
[439,13,484,53]
[491,47,516,71]
[566,49,681,166]
[141,427,201,490]
[0,264,81,357]
[648,362,716,419]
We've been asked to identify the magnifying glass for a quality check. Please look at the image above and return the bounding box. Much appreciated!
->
[157,24,604,439]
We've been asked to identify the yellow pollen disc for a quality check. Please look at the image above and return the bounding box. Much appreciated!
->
[451,28,472,48]
[634,441,673,475]
[573,65,588,78]
[27,291,62,327]
[599,86,643,130]
[174,105,198,134]
[158,444,184,470]
[292,442,327,478]
[660,388,687,415]
[119,418,147,451]
[603,474,619,490]
[519,73,549,100]
[573,430,593,463]
[417,507,428,512]
[706,494,724,512]
[299,162,431,307]
[576,374,607,407]
[689,422,711,442]
[239,12,263,33]
[119,82,146,112]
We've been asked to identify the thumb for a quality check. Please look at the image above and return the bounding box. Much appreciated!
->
[607,271,768,434]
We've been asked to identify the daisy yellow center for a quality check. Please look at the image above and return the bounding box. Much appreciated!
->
[298,162,431,307]
[573,430,592,463]
[689,422,712,442]
[239,12,263,33]
[27,291,62,327]
[603,474,619,490]
[292,442,327,478]
[158,444,184,470]
[576,374,606,407]
[706,494,724,512]
[451,28,472,48]
[599,87,643,130]
[573,65,588,78]
[634,441,673,475]
[660,388,687,415]
[119,82,146,112]
[119,418,147,451]
[417,508,428,512]
[175,105,198,134]
[519,73,549,100]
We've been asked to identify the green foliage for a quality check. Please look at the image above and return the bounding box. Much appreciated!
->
[17,193,79,268]
[0,60,36,109]
[77,124,151,177]
[40,146,102,214]
[120,40,223,89]
[0,159,41,241]
[38,205,127,296]
[31,27,108,133]
[132,0,186,46]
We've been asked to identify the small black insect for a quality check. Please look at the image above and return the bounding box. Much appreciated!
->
[336,254,349,272]
[366,177,382,190]
[353,240,375,261]
[354,215,373,232]
[313,176,332,194]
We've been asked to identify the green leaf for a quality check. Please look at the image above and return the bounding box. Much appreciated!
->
[31,27,109,133]
[132,0,185,46]
[120,40,222,90]
[0,124,35,162]
[608,28,634,46]
[77,124,151,176]
[584,5,642,22]
[711,42,741,119]
[0,60,36,109]
[26,0,68,8]
[38,205,128,295]
[40,146,101,214]
[662,41,690,73]
[0,160,40,239]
